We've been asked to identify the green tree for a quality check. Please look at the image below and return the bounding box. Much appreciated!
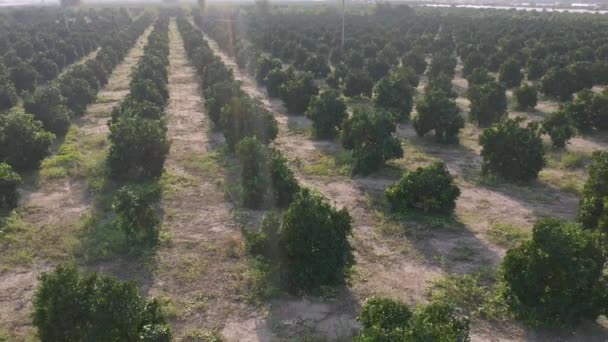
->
[0,80,18,112]
[0,162,21,212]
[468,81,507,127]
[33,265,171,342]
[279,188,353,292]
[265,67,293,98]
[466,67,493,87]
[10,61,39,92]
[341,108,403,175]
[541,110,575,148]
[0,111,55,171]
[220,96,278,150]
[413,90,464,143]
[343,70,373,98]
[402,52,427,75]
[502,218,608,326]
[540,67,576,101]
[514,84,538,111]
[578,151,608,230]
[386,162,460,214]
[479,118,544,181]
[24,85,71,136]
[113,185,161,244]
[236,137,269,209]
[279,72,319,114]
[498,58,523,88]
[372,71,415,121]
[256,56,282,84]
[305,90,347,139]
[59,75,95,116]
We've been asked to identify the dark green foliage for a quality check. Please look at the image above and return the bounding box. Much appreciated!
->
[279,72,319,114]
[578,151,608,230]
[568,61,594,91]
[498,58,523,88]
[220,96,278,150]
[526,58,546,81]
[386,162,460,214]
[243,213,280,260]
[33,265,171,342]
[32,57,59,82]
[514,84,538,110]
[302,55,330,78]
[265,67,293,98]
[204,80,242,124]
[413,90,464,143]
[372,70,415,121]
[24,85,71,136]
[541,110,575,148]
[355,296,470,342]
[468,81,507,127]
[341,108,403,175]
[305,90,347,139]
[343,70,373,98]
[0,162,21,212]
[466,67,493,87]
[59,75,96,116]
[10,61,38,92]
[0,80,18,111]
[0,111,54,171]
[129,79,165,107]
[107,116,170,181]
[502,218,608,326]
[462,51,485,76]
[540,67,577,101]
[402,52,427,75]
[560,90,608,132]
[479,118,544,181]
[267,148,300,208]
[113,185,161,244]
[279,188,353,292]
[256,56,282,84]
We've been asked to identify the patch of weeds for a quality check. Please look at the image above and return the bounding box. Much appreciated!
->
[182,329,224,342]
[183,292,209,317]
[486,223,530,249]
[301,150,353,177]
[39,125,82,181]
[79,212,125,262]
[242,257,278,304]
[546,150,589,170]
[0,328,8,342]
[427,269,510,321]
[156,295,180,319]
[451,243,477,262]
[183,151,222,178]
[160,171,197,200]
[538,170,584,195]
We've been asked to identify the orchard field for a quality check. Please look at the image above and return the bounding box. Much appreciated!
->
[1,2,608,341]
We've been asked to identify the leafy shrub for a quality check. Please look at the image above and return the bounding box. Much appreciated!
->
[59,75,95,116]
[355,296,470,342]
[343,70,373,98]
[220,96,278,151]
[0,111,55,171]
[413,90,464,143]
[0,80,18,111]
[265,67,293,98]
[514,83,538,110]
[479,118,544,181]
[372,70,415,121]
[541,110,575,148]
[341,108,403,175]
[24,85,71,136]
[107,117,170,180]
[33,265,171,342]
[10,61,38,92]
[302,55,330,78]
[279,188,353,292]
[578,151,608,230]
[466,67,493,87]
[204,80,242,124]
[386,162,460,214]
[113,185,161,244]
[305,90,347,139]
[502,218,608,326]
[267,148,300,208]
[498,58,523,88]
[256,56,282,84]
[468,81,507,127]
[402,52,427,75]
[0,162,21,212]
[279,72,318,114]
[540,67,577,101]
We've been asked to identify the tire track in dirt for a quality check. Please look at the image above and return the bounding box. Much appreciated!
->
[147,20,265,340]
[0,27,152,340]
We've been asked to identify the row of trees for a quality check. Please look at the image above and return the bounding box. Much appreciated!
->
[0,14,153,219]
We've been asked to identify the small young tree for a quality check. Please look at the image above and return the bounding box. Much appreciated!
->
[498,58,523,88]
[502,218,608,326]
[514,84,538,111]
[279,188,353,292]
[413,90,464,143]
[0,111,55,171]
[305,90,347,139]
[236,137,269,209]
[386,162,460,214]
[468,81,507,127]
[107,117,170,180]
[0,162,21,212]
[479,117,544,181]
[356,297,470,342]
[341,108,403,175]
[220,96,278,150]
[279,72,319,114]
[113,185,161,244]
[33,265,171,342]
[578,151,608,230]
[541,110,575,148]
[372,71,415,121]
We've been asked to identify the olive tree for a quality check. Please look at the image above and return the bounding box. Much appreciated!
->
[305,90,347,139]
[479,118,544,181]
[33,265,171,342]
[502,218,608,326]
[341,108,403,175]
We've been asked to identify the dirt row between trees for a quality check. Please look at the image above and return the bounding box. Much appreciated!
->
[199,31,608,340]
[0,27,153,340]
